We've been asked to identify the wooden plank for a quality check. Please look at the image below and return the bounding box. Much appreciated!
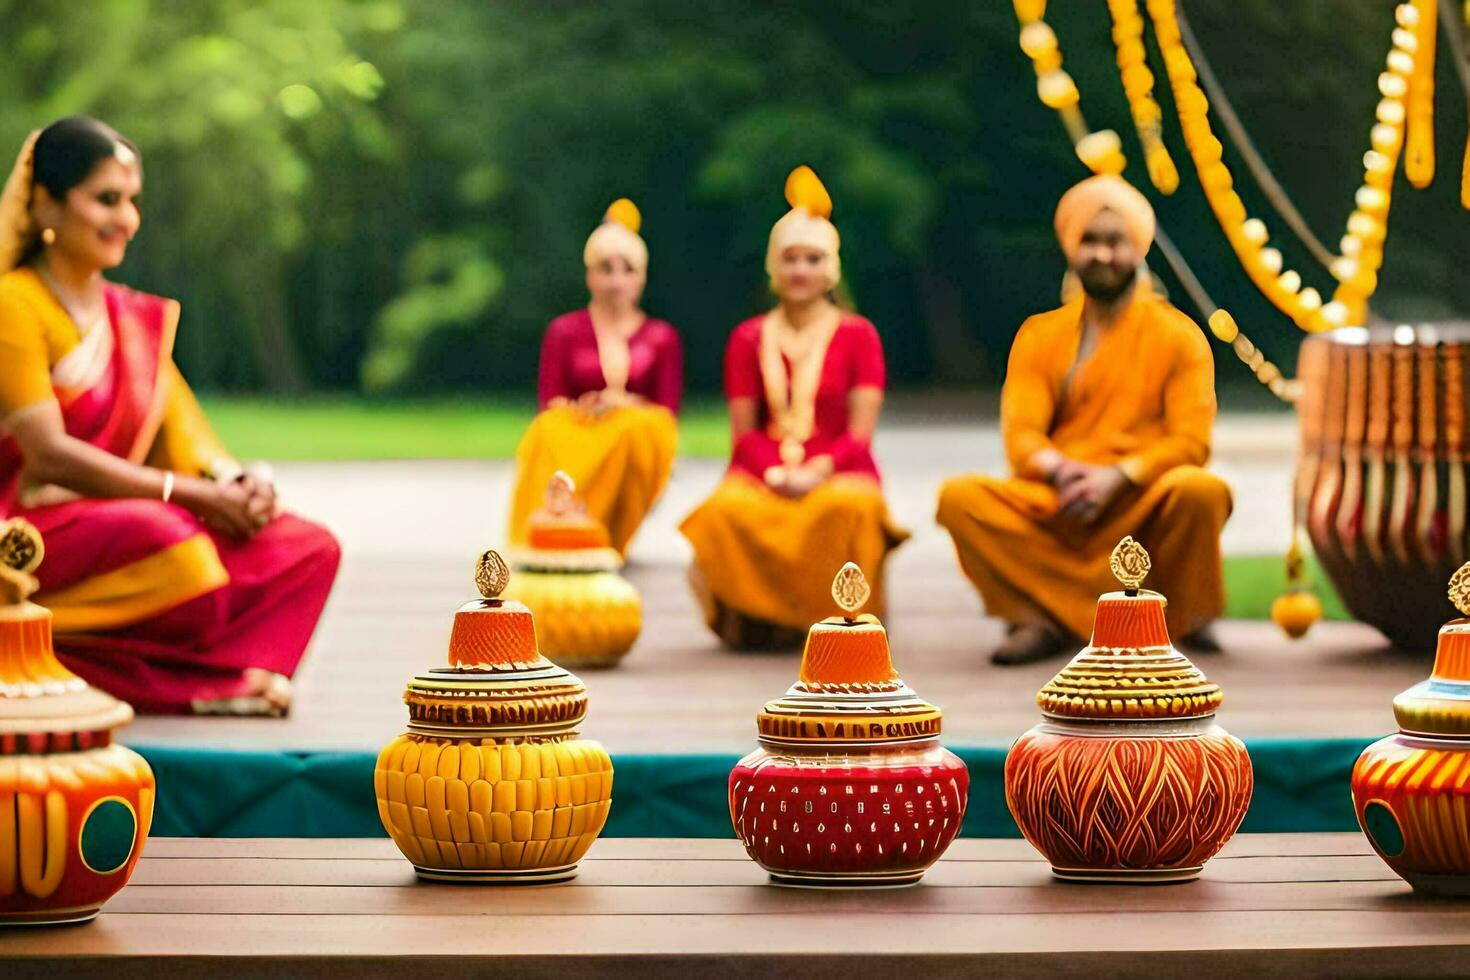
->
[126,852,1396,889]
[102,878,1434,917]
[7,909,1470,959]
[137,833,1376,861]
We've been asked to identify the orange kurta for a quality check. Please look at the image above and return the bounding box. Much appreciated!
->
[936,291,1232,639]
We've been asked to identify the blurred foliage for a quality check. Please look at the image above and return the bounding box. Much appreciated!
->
[0,0,1465,395]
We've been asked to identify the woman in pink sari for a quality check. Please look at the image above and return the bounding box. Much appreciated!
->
[0,117,340,715]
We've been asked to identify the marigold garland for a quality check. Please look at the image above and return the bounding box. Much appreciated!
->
[1108,0,1180,193]
[1014,1,1128,176]
[1144,0,1425,333]
[1406,0,1438,188]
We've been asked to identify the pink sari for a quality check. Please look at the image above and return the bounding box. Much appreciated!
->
[0,282,340,713]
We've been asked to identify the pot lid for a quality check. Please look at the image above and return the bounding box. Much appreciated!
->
[755,563,942,746]
[403,549,589,736]
[1036,538,1224,721]
[509,472,621,572]
[0,520,132,736]
[1392,563,1470,737]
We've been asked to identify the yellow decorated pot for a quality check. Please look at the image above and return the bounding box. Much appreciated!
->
[503,567,640,669]
[503,470,641,668]
[0,520,155,926]
[375,549,613,883]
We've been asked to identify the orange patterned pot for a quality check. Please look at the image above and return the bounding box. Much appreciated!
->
[1004,538,1253,882]
[1351,563,1470,895]
[0,521,155,926]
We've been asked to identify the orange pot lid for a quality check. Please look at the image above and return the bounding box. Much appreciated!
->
[405,549,589,737]
[1036,538,1223,721]
[0,520,132,736]
[516,471,621,571]
[755,563,943,746]
[1392,563,1470,738]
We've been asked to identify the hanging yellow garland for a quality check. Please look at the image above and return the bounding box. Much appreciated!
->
[1145,0,1336,331]
[1107,0,1180,193]
[1207,309,1297,403]
[1014,1,1128,175]
[1145,0,1424,333]
[1333,2,1436,326]
[1406,0,1438,188]
[1462,1,1470,208]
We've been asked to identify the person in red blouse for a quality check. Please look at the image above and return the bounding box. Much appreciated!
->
[508,199,683,555]
[681,167,908,648]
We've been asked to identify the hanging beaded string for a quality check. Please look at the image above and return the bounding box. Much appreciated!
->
[1206,309,1297,404]
[1014,1,1129,175]
[1107,0,1180,193]
[1172,4,1339,271]
[1407,0,1439,188]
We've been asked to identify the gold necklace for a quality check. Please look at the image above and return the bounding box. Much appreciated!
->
[35,264,107,337]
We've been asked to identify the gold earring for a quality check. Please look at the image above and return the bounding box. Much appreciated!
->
[40,228,56,246]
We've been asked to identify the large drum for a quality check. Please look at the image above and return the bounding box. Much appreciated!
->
[1297,324,1470,650]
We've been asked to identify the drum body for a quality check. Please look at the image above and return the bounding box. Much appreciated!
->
[1297,324,1470,650]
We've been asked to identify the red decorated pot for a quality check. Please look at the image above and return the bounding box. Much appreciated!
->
[0,520,155,926]
[728,563,969,886]
[1004,538,1252,883]
[1350,564,1470,895]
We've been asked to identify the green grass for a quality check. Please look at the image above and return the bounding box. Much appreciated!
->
[1220,554,1350,622]
[200,396,732,461]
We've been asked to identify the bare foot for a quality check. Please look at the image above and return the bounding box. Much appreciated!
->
[191,669,292,717]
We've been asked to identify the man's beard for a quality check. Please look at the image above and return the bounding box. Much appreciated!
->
[1078,263,1137,302]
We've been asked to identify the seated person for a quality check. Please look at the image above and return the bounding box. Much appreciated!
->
[507,199,682,556]
[0,117,340,714]
[681,166,908,648]
[937,174,1231,665]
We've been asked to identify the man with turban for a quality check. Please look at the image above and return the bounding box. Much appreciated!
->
[937,174,1231,664]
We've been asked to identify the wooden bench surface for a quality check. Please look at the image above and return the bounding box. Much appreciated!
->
[6,834,1470,978]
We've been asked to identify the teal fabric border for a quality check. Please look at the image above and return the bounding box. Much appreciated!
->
[135,737,1377,838]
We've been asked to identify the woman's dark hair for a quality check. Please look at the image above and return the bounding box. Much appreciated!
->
[31,116,141,200]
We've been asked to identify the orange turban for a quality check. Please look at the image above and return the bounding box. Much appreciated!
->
[1053,174,1155,262]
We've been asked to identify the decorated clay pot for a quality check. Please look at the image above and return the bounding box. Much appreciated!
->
[0,520,155,926]
[1004,538,1253,883]
[729,563,969,887]
[504,472,641,669]
[374,549,614,883]
[1351,562,1470,895]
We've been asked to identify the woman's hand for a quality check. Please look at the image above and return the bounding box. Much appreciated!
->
[765,456,833,498]
[172,475,260,538]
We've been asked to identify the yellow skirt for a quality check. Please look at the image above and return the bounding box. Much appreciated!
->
[935,465,1232,640]
[508,404,678,555]
[680,473,910,633]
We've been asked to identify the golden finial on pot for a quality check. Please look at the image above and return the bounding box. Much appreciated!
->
[831,562,871,617]
[475,549,510,599]
[1109,536,1151,592]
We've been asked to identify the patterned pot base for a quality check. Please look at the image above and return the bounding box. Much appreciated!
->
[766,866,926,888]
[1400,871,1470,897]
[0,904,103,927]
[1050,864,1204,884]
[413,862,579,885]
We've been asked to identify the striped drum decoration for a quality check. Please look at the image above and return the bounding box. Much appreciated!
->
[1298,323,1470,650]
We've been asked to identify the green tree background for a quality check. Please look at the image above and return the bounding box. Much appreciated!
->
[1,0,1465,397]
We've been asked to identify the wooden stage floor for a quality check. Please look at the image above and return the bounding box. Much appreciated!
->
[9,835,1470,977]
[125,554,1418,754]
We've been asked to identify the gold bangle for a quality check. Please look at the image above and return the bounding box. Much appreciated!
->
[161,471,175,504]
